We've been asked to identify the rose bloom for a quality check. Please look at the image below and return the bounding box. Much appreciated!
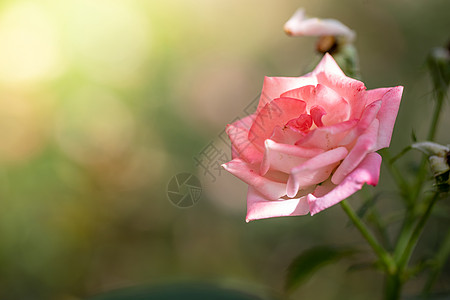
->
[222,54,403,222]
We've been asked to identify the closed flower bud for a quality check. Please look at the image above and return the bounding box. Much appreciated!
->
[429,155,449,176]
[284,9,360,78]
[412,141,450,192]
[284,8,355,43]
[412,141,449,159]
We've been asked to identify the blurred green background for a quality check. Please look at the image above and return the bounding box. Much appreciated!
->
[0,0,448,299]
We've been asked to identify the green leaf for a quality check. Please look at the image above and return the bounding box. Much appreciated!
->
[285,246,356,292]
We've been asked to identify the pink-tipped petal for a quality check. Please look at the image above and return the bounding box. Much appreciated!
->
[256,76,317,113]
[364,88,392,106]
[287,146,348,197]
[286,114,313,132]
[246,186,309,222]
[280,84,315,101]
[310,105,327,127]
[339,100,382,146]
[296,119,358,149]
[261,139,324,175]
[312,53,347,77]
[331,119,379,185]
[308,152,382,215]
[249,97,307,149]
[315,70,366,97]
[229,114,256,130]
[226,123,263,164]
[281,84,350,126]
[222,159,287,200]
[270,125,305,145]
[313,55,366,115]
[374,86,403,150]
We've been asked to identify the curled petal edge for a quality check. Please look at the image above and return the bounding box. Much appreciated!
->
[246,186,309,222]
[308,152,382,216]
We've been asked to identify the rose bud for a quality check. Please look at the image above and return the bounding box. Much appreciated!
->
[284,8,355,43]
[412,141,450,192]
[283,8,359,77]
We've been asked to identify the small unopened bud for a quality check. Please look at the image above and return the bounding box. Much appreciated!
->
[413,141,450,192]
[284,8,355,43]
[412,141,449,159]
[429,156,449,176]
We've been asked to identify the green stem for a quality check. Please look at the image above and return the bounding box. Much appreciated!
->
[398,193,440,272]
[384,273,402,300]
[390,146,412,164]
[395,91,445,265]
[340,200,396,273]
[393,214,416,262]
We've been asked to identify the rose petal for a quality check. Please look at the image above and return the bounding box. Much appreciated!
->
[287,146,348,197]
[310,105,327,127]
[286,114,313,132]
[226,123,263,164]
[270,125,305,145]
[255,54,354,114]
[281,84,350,126]
[312,54,366,117]
[280,84,314,101]
[315,72,366,98]
[374,86,403,150]
[296,119,358,149]
[256,76,317,114]
[338,100,382,146]
[331,119,379,185]
[246,186,309,222]
[222,159,287,200]
[308,152,382,215]
[229,114,256,130]
[364,88,392,106]
[227,114,263,163]
[312,53,347,77]
[260,139,325,175]
[249,97,307,149]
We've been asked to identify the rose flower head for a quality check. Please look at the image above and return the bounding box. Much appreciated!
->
[222,54,403,222]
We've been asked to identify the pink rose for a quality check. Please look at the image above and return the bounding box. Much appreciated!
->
[222,54,403,222]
